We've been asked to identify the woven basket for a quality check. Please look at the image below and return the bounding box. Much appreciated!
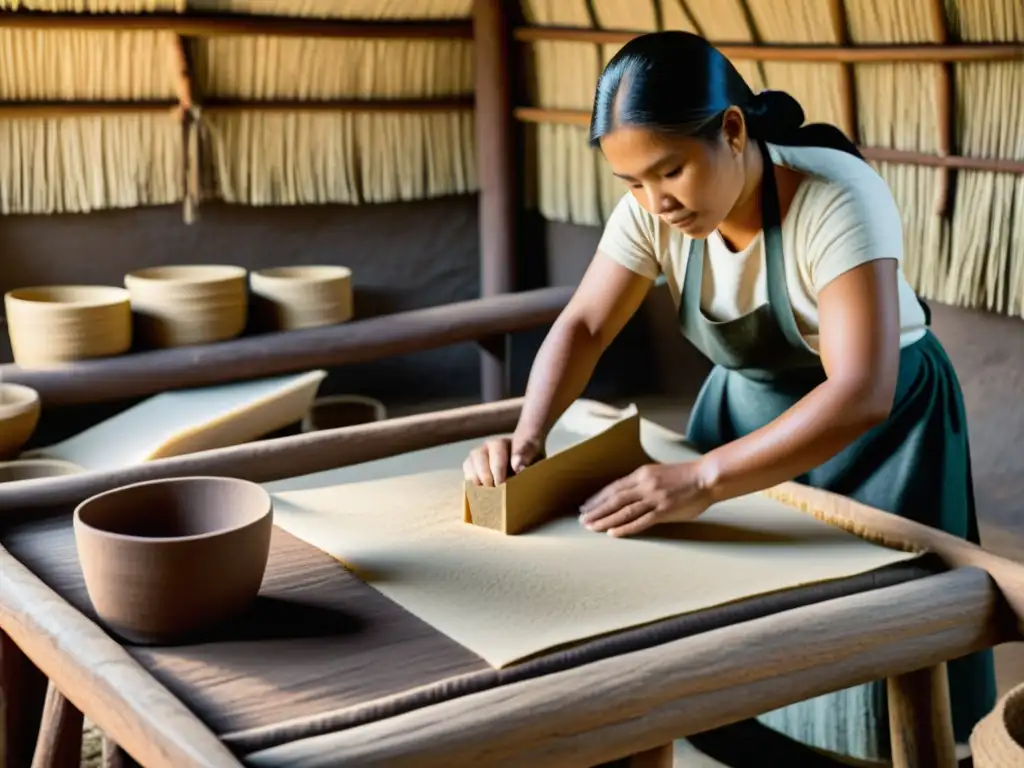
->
[971,680,1024,766]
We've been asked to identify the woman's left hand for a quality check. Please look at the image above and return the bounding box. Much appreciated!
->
[578,461,713,537]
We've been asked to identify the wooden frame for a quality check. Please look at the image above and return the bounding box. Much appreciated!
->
[2,398,1024,767]
[0,286,572,407]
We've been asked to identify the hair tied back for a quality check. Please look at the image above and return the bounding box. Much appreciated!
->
[745,90,806,144]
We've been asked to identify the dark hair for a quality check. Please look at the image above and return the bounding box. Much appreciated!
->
[589,31,862,159]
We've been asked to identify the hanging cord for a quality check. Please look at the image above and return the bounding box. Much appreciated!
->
[177,103,203,224]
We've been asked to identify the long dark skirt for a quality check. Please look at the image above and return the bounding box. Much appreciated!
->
[685,329,997,759]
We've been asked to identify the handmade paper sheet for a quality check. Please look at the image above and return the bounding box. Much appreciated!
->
[269,402,921,668]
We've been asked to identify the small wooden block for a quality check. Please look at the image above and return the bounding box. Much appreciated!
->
[464,413,652,535]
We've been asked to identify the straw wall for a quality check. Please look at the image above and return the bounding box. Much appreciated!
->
[521,0,1024,317]
[0,0,476,214]
[197,36,475,205]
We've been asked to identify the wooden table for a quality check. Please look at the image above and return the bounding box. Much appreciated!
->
[1,399,1021,768]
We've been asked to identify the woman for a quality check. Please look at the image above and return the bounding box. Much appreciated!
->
[463,30,995,764]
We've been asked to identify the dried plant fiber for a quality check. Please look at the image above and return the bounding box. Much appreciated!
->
[520,0,601,224]
[947,1,1024,317]
[196,37,473,100]
[203,110,475,206]
[0,114,182,214]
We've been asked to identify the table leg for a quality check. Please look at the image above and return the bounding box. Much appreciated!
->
[887,662,957,768]
[30,682,83,768]
[1,630,49,768]
[102,737,141,768]
[626,743,674,767]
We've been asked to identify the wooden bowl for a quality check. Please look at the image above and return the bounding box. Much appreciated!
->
[972,679,1024,766]
[250,265,353,331]
[0,459,84,484]
[73,476,273,645]
[124,265,248,348]
[301,394,386,433]
[4,285,132,368]
[0,383,41,459]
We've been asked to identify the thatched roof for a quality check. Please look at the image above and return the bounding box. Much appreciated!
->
[0,0,1021,315]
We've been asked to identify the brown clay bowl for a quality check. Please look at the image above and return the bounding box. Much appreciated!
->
[250,265,353,332]
[972,679,1024,766]
[0,459,84,484]
[73,476,273,645]
[4,285,132,368]
[0,383,41,460]
[124,265,248,348]
[301,394,387,433]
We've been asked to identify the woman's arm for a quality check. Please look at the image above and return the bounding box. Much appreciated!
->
[513,252,653,450]
[695,257,903,502]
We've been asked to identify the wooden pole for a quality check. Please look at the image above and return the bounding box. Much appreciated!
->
[30,682,84,768]
[0,11,472,39]
[928,0,956,217]
[887,663,958,768]
[828,0,860,145]
[513,107,1024,174]
[1,631,49,768]
[0,97,474,119]
[473,0,517,402]
[168,34,200,224]
[513,27,1024,62]
[0,287,570,407]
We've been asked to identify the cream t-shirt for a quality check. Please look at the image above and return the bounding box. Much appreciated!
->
[597,142,928,350]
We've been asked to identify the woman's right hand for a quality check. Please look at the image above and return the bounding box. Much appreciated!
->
[463,433,544,486]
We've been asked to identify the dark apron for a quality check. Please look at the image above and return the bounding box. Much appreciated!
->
[679,141,996,759]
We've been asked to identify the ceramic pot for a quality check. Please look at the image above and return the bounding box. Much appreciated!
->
[972,679,1024,766]
[0,459,84,484]
[301,394,387,433]
[0,383,41,460]
[74,476,273,645]
[4,285,132,368]
[250,265,353,332]
[124,265,248,348]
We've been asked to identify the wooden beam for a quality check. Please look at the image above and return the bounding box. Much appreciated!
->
[0,399,526,513]
[513,27,1024,62]
[0,286,572,407]
[239,568,1006,767]
[513,107,1024,174]
[861,146,1024,175]
[473,0,517,403]
[0,11,473,39]
[0,97,474,119]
